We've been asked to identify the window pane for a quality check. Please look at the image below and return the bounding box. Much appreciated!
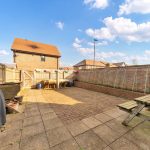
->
[41,56,45,62]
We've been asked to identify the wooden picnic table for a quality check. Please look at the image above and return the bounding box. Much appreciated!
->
[118,95,150,126]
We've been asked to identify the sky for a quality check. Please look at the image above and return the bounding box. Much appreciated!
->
[1,0,150,66]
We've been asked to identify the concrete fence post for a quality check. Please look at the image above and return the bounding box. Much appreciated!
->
[56,70,60,89]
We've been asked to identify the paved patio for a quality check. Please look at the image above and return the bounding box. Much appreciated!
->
[0,87,150,150]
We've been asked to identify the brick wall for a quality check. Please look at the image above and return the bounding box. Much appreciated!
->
[76,65,150,93]
[75,81,145,99]
[14,52,59,71]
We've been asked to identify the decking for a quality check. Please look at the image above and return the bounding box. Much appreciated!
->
[0,87,150,150]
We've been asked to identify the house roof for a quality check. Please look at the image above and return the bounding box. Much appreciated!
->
[11,38,61,57]
[113,62,127,67]
[73,59,116,68]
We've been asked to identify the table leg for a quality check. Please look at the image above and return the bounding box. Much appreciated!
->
[122,103,145,126]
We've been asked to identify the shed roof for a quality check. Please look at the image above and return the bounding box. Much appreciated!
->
[11,38,61,57]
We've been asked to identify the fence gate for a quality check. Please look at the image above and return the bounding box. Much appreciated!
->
[21,70,34,88]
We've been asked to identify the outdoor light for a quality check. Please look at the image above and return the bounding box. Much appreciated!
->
[93,38,98,68]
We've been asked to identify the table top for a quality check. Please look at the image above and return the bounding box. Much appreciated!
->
[134,95,150,105]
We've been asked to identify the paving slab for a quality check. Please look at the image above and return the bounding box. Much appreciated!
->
[75,130,106,150]
[66,121,89,136]
[39,107,54,114]
[1,143,20,150]
[6,113,24,123]
[46,126,72,147]
[94,113,113,123]
[20,132,50,150]
[103,146,112,150]
[124,121,150,150]
[110,137,140,150]
[50,138,80,150]
[116,115,144,128]
[93,124,120,144]
[103,108,125,118]
[43,117,64,131]
[42,112,58,121]
[0,129,21,147]
[23,115,42,127]
[5,119,23,131]
[106,118,131,136]
[82,116,102,129]
[24,108,40,118]
[22,122,45,139]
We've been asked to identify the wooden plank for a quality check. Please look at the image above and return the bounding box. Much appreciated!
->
[135,94,150,100]
[118,101,138,110]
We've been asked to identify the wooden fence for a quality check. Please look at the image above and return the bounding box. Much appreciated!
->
[0,64,20,83]
[76,65,150,93]
[0,63,75,88]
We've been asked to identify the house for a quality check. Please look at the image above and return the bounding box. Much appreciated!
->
[113,62,127,67]
[73,59,116,70]
[11,38,61,71]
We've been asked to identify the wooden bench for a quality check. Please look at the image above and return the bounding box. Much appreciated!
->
[117,96,150,126]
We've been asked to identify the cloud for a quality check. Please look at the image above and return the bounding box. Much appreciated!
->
[0,50,9,56]
[118,0,150,16]
[72,37,83,49]
[83,0,108,9]
[86,16,150,42]
[86,28,115,41]
[55,21,64,30]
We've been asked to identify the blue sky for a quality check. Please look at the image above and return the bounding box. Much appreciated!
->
[1,0,150,66]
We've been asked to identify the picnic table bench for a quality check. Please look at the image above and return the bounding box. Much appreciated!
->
[117,95,150,126]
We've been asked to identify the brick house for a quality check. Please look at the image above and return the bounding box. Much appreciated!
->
[73,59,116,70]
[11,38,61,71]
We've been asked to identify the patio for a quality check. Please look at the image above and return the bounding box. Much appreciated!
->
[0,87,150,150]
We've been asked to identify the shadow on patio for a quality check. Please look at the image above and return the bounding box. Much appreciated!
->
[0,87,149,150]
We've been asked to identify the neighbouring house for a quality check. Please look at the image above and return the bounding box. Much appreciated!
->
[113,62,127,67]
[73,59,116,70]
[59,66,74,70]
[11,38,61,71]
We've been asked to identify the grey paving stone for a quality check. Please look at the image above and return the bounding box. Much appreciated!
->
[1,143,20,150]
[103,108,125,118]
[82,116,102,129]
[43,117,64,131]
[23,115,42,127]
[0,129,21,147]
[66,121,89,136]
[116,115,144,127]
[50,138,80,150]
[110,137,140,150]
[5,120,23,131]
[39,107,54,114]
[124,121,150,150]
[42,112,57,121]
[20,132,49,150]
[75,130,106,150]
[22,122,45,139]
[24,108,40,118]
[103,146,112,150]
[6,113,24,123]
[106,118,131,135]
[93,124,120,144]
[46,126,72,147]
[95,113,113,123]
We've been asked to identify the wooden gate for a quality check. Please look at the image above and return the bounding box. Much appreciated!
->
[21,70,34,88]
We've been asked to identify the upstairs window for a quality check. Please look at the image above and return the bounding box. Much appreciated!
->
[41,56,45,62]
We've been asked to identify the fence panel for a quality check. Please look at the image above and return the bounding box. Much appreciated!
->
[76,65,150,93]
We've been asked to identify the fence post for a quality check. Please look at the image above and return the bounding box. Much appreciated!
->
[144,68,149,93]
[56,70,60,89]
